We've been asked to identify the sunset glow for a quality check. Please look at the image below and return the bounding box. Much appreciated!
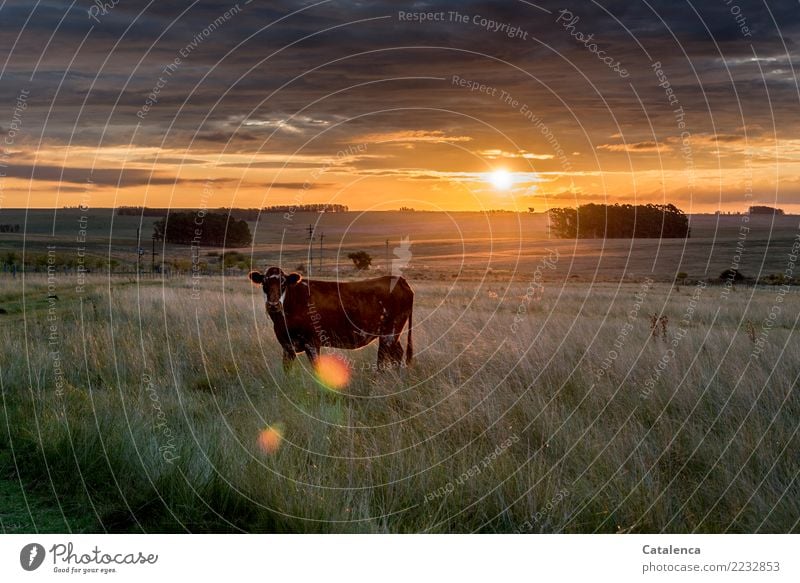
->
[488,169,513,191]
[0,2,796,213]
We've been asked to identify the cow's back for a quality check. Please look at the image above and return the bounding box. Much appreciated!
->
[304,276,412,348]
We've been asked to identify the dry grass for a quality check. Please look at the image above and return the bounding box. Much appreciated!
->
[0,274,798,532]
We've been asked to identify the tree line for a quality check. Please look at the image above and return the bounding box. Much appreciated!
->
[548,203,689,239]
[118,204,349,220]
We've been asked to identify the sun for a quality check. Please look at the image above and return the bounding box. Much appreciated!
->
[488,169,513,190]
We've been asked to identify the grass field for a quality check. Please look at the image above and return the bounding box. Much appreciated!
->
[1,265,798,532]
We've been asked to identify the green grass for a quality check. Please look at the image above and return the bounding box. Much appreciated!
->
[0,273,797,533]
[0,448,97,533]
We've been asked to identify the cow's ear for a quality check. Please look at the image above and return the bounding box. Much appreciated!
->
[286,273,302,286]
[248,271,264,285]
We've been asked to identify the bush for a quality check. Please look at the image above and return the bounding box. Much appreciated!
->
[222,251,248,268]
[720,268,744,282]
[759,273,793,285]
[347,251,372,271]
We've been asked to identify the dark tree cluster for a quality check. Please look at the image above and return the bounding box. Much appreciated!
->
[152,212,252,247]
[749,205,784,215]
[548,204,689,239]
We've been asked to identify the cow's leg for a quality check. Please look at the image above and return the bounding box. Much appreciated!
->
[378,312,409,368]
[388,339,404,365]
[304,341,320,366]
[377,310,398,368]
[391,317,408,366]
[377,336,390,368]
[282,348,297,372]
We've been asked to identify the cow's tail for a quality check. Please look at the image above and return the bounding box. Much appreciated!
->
[405,305,414,366]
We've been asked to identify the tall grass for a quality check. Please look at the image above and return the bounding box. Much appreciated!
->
[1,275,798,532]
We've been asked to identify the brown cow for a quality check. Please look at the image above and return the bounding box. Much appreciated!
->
[249,267,413,370]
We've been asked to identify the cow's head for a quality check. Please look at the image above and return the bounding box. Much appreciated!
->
[249,267,302,314]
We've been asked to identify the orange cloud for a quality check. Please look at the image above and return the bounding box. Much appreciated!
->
[596,141,670,153]
[478,149,554,160]
[357,130,473,145]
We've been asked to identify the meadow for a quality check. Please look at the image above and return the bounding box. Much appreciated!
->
[1,266,798,533]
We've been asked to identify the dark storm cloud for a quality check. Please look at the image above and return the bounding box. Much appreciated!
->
[1,0,798,155]
[264,182,332,190]
[0,162,238,187]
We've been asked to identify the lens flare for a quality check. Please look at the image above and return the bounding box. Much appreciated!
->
[257,424,284,454]
[314,354,352,391]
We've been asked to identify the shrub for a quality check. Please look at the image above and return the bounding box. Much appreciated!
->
[348,251,372,271]
[719,268,744,282]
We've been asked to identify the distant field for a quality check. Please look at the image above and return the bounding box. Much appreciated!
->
[0,209,798,281]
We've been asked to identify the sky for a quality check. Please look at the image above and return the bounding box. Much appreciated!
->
[0,0,799,212]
